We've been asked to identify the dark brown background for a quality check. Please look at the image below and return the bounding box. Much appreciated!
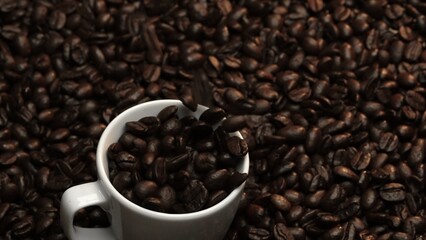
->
[0,0,425,239]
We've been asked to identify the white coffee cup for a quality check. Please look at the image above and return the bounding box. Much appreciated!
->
[60,100,249,240]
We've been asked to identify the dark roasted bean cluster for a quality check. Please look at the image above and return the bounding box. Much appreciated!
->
[0,0,426,239]
[107,105,248,213]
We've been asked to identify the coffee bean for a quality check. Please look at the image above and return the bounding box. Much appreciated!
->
[157,105,178,122]
[243,226,270,240]
[288,87,312,102]
[49,10,66,30]
[160,118,182,136]
[399,26,414,41]
[334,166,359,182]
[112,171,131,192]
[203,169,230,191]
[193,152,216,172]
[405,90,426,111]
[379,183,406,202]
[227,171,248,190]
[350,151,371,171]
[165,153,189,172]
[133,180,158,201]
[408,144,425,167]
[226,136,248,157]
[205,190,228,208]
[125,121,149,136]
[361,189,379,211]
[152,157,167,185]
[404,41,422,62]
[320,184,344,211]
[277,125,307,142]
[45,175,72,191]
[142,197,164,212]
[273,223,295,240]
[222,116,247,132]
[379,132,399,152]
[115,151,137,170]
[199,107,227,125]
[0,152,17,165]
[158,185,176,211]
[181,180,208,212]
[270,194,291,212]
[307,0,324,13]
[194,137,216,152]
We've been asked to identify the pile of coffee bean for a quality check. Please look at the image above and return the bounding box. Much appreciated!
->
[107,105,248,213]
[1,0,426,239]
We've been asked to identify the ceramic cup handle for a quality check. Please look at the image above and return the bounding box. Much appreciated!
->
[60,181,115,240]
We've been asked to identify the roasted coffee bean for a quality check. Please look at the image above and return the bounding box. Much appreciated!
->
[320,184,344,211]
[408,142,425,166]
[115,151,137,170]
[203,169,230,191]
[205,190,228,209]
[305,127,322,153]
[193,152,216,172]
[350,151,371,171]
[112,171,131,192]
[243,226,270,240]
[0,152,17,166]
[379,132,399,152]
[246,203,265,224]
[227,171,248,190]
[270,194,291,212]
[288,87,312,102]
[277,125,307,142]
[133,180,158,201]
[226,136,248,157]
[399,26,414,41]
[199,107,227,125]
[402,216,426,235]
[181,180,208,212]
[273,223,295,240]
[157,105,178,122]
[179,85,197,111]
[45,175,72,191]
[138,116,160,135]
[379,183,406,202]
[142,197,164,212]
[160,117,182,136]
[334,166,359,182]
[160,135,179,153]
[404,41,422,62]
[157,185,176,211]
[194,138,216,152]
[361,188,379,210]
[307,0,324,13]
[152,157,167,185]
[125,121,149,136]
[165,153,189,172]
[405,90,426,111]
[222,116,247,132]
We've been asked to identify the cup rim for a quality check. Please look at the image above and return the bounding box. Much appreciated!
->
[96,99,250,220]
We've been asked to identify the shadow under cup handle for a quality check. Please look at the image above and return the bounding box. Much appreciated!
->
[60,181,116,240]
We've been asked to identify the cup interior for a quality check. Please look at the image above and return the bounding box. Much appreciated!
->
[96,100,249,220]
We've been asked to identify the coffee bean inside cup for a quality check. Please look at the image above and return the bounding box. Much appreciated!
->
[107,105,248,213]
